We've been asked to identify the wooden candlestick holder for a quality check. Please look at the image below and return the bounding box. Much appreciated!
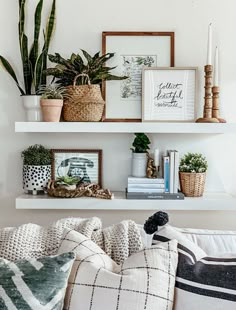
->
[212,86,226,123]
[196,65,219,123]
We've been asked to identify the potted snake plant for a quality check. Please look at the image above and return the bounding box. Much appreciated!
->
[0,0,56,122]
[22,144,52,195]
[40,85,67,122]
[131,133,151,177]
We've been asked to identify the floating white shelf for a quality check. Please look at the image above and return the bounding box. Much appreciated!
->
[15,122,236,134]
[16,192,236,211]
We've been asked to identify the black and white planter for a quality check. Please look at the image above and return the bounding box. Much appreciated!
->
[23,165,51,195]
[131,153,148,178]
[22,95,42,122]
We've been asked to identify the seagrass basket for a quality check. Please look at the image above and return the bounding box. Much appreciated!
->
[63,73,105,122]
[179,172,206,197]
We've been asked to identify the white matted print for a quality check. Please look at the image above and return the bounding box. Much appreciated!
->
[51,150,102,186]
[103,32,174,121]
[142,67,197,122]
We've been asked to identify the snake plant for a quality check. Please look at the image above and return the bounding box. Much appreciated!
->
[45,51,127,87]
[0,0,56,95]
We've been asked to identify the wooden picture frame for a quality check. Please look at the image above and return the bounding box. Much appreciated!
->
[102,31,175,122]
[51,149,102,186]
[142,67,197,122]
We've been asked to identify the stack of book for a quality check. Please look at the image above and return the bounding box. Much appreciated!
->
[126,176,184,200]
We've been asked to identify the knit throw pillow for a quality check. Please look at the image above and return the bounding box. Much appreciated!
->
[0,252,75,309]
[58,229,178,310]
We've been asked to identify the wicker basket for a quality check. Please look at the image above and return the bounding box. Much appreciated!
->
[179,172,206,197]
[63,73,105,122]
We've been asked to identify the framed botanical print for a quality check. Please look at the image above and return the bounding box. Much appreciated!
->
[51,149,102,186]
[102,32,175,122]
[142,67,197,122]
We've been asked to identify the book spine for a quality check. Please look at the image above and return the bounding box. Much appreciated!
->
[128,184,165,189]
[174,151,180,193]
[127,188,165,193]
[128,178,164,184]
[126,193,185,200]
[168,151,175,194]
[163,156,170,193]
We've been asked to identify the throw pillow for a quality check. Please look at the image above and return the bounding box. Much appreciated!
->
[58,229,178,310]
[153,225,236,310]
[0,252,75,310]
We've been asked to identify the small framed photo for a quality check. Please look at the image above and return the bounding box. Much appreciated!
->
[51,149,102,186]
[102,32,175,122]
[142,67,197,122]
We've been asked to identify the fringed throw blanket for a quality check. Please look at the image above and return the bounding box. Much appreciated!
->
[0,217,143,264]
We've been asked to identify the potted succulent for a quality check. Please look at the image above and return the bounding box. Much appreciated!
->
[22,145,51,195]
[44,51,127,122]
[0,0,56,122]
[179,153,208,197]
[131,133,151,177]
[55,176,82,190]
[40,85,67,122]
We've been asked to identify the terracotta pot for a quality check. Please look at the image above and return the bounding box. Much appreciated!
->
[40,99,63,122]
[22,95,42,122]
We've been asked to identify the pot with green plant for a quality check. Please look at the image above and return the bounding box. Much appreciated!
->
[0,0,56,122]
[22,145,51,195]
[40,85,67,122]
[179,153,208,197]
[44,51,127,121]
[131,133,151,178]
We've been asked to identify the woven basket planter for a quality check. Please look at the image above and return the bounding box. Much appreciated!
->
[179,172,206,197]
[63,73,105,122]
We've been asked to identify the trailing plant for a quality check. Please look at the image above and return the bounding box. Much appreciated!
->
[39,85,67,100]
[22,145,51,166]
[45,51,127,86]
[56,176,82,186]
[0,0,56,95]
[131,133,151,153]
[179,153,208,173]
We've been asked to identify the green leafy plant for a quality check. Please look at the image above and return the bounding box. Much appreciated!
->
[0,0,56,95]
[39,85,67,100]
[45,51,127,87]
[179,153,208,173]
[22,145,51,166]
[131,133,151,153]
[56,176,81,186]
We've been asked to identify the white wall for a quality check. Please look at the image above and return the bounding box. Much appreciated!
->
[0,0,236,230]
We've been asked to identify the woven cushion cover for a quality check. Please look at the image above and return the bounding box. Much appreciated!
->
[153,225,236,310]
[0,252,75,310]
[58,229,178,310]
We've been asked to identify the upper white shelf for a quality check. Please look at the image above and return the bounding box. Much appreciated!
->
[16,192,236,211]
[15,122,236,134]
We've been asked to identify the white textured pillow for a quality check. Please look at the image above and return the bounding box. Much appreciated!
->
[58,229,178,310]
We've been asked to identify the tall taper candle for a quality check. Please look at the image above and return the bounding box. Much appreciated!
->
[214,46,219,86]
[207,23,212,65]
[154,149,160,167]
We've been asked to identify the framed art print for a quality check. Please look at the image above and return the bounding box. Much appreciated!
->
[102,32,175,122]
[51,149,102,186]
[142,67,197,122]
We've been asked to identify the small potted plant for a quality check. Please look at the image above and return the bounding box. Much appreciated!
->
[40,85,67,122]
[44,51,127,122]
[131,133,151,177]
[22,145,51,195]
[179,153,208,197]
[56,176,82,190]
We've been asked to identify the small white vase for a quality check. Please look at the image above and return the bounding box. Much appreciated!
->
[22,95,42,122]
[23,165,51,195]
[131,153,147,177]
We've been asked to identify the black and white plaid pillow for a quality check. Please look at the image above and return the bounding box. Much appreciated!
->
[153,225,236,310]
[58,228,178,310]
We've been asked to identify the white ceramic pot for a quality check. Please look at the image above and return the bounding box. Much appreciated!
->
[22,95,42,122]
[131,153,147,177]
[23,165,51,195]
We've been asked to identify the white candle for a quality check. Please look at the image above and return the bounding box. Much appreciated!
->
[207,23,212,65]
[154,149,160,167]
[214,46,219,86]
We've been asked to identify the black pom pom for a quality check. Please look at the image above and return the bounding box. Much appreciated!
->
[144,211,169,235]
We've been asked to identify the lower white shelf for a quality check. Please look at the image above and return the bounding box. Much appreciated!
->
[15,192,236,211]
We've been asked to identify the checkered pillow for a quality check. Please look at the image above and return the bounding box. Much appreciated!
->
[58,229,178,310]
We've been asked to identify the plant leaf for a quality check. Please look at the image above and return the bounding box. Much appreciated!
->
[81,49,93,64]
[29,0,43,73]
[21,34,32,94]
[34,51,45,92]
[18,0,26,42]
[0,56,25,95]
